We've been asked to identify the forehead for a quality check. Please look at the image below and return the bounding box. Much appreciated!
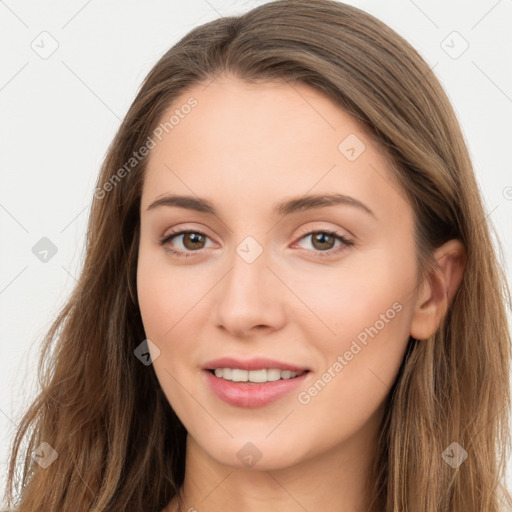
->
[141,76,409,223]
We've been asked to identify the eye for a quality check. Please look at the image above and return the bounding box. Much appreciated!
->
[159,229,213,258]
[293,229,354,257]
[159,228,354,258]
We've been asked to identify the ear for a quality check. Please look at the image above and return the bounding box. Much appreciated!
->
[410,239,466,340]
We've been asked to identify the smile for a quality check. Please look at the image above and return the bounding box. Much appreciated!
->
[210,368,307,383]
[204,369,311,408]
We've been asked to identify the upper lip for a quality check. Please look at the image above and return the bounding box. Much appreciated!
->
[203,357,310,373]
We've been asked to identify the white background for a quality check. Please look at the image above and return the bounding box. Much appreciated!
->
[1,0,511,507]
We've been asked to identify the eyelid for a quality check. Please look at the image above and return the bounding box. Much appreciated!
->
[160,222,352,242]
[159,222,214,241]
[293,223,352,243]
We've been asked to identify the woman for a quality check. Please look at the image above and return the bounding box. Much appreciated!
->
[5,1,512,511]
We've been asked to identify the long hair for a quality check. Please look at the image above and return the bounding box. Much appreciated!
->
[5,1,511,510]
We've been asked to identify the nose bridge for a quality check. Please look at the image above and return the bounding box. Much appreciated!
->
[214,233,283,334]
[223,234,270,307]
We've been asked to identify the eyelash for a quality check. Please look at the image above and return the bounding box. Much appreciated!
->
[159,228,354,259]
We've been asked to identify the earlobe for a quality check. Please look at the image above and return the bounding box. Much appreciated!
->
[410,239,466,340]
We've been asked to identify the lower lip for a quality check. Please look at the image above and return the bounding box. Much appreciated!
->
[204,370,310,408]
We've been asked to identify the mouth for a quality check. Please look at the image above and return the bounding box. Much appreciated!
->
[206,368,311,384]
[203,367,311,408]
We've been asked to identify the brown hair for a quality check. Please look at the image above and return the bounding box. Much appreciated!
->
[5,1,511,510]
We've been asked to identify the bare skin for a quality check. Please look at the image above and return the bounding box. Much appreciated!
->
[136,75,466,512]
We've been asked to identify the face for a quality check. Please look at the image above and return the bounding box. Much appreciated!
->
[137,75,420,470]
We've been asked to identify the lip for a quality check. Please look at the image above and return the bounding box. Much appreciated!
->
[202,357,310,373]
[203,369,310,408]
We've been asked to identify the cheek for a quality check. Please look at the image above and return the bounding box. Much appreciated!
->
[136,241,197,340]
[136,242,213,401]
[289,248,414,409]
[288,253,413,345]
[291,292,410,451]
[136,247,198,413]
[137,250,171,340]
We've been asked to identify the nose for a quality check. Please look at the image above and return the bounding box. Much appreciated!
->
[214,241,286,339]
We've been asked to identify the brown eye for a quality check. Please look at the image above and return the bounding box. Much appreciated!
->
[294,229,354,258]
[159,230,213,257]
[181,232,206,250]
[310,232,336,251]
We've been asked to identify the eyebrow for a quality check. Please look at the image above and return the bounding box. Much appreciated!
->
[146,193,375,218]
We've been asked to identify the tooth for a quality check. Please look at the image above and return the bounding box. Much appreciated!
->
[266,369,281,381]
[248,369,267,383]
[213,367,305,382]
[231,369,248,382]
